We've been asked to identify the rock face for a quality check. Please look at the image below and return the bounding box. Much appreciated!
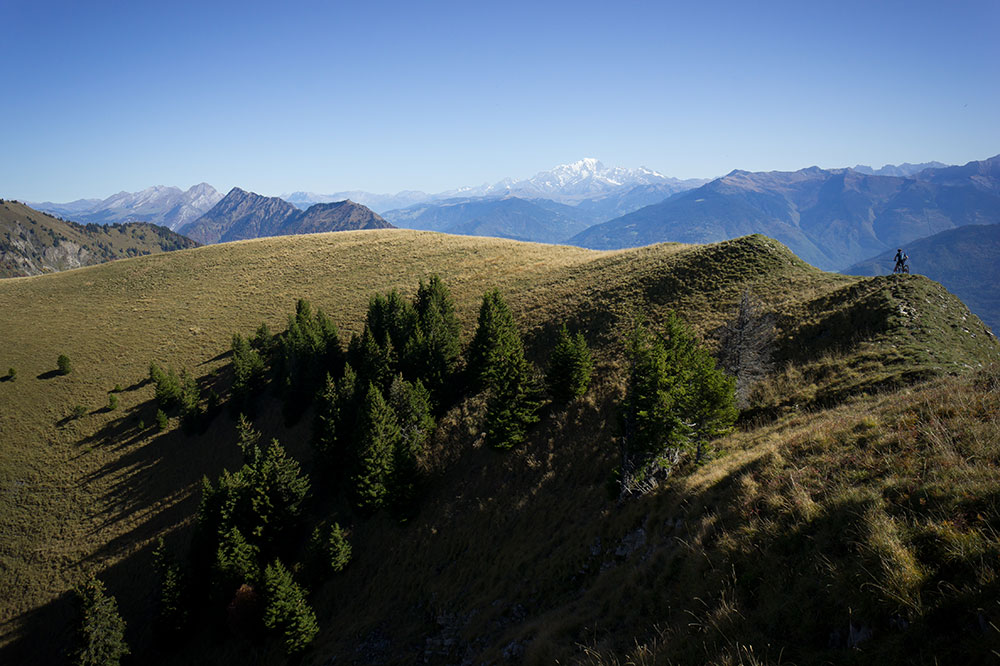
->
[179,189,394,245]
[179,188,300,244]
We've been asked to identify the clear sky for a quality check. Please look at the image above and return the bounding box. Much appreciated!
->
[3,0,998,202]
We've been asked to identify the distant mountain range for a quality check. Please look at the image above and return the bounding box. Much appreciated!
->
[179,188,393,245]
[852,161,947,177]
[570,156,1000,271]
[845,223,1000,334]
[0,199,197,277]
[32,183,222,231]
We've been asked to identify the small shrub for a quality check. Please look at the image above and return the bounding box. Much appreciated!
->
[107,393,118,411]
[112,383,123,392]
[71,405,87,420]
[155,409,168,431]
[7,367,15,381]
[58,354,72,375]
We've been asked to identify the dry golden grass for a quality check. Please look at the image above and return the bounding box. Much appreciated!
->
[0,229,996,663]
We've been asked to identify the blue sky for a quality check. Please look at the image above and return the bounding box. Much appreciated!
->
[3,0,998,201]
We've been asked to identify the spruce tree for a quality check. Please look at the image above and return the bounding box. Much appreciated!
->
[69,577,129,666]
[352,382,400,511]
[410,275,461,399]
[214,526,260,597]
[231,332,266,409]
[314,364,359,468]
[263,560,319,655]
[546,324,593,405]
[152,538,187,640]
[467,289,540,449]
[388,375,434,506]
[619,313,737,495]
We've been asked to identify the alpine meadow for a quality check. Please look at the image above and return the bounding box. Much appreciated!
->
[1,228,998,664]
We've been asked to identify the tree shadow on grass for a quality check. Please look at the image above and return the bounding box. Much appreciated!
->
[36,369,64,380]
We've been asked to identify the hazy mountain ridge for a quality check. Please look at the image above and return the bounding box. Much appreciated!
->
[180,188,393,244]
[852,160,947,177]
[32,183,222,231]
[0,199,198,277]
[570,156,1000,271]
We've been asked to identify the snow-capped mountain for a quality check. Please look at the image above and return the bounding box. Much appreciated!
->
[33,183,223,231]
[437,158,702,203]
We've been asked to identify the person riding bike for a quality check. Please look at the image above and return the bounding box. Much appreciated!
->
[893,248,904,273]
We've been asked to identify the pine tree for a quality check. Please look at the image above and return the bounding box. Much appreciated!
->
[262,560,319,655]
[306,521,352,580]
[388,375,434,506]
[231,332,266,409]
[69,577,129,666]
[57,353,72,375]
[247,440,311,550]
[350,327,394,396]
[467,290,540,449]
[410,275,461,399]
[214,526,260,596]
[546,324,593,405]
[352,382,400,511]
[151,538,187,640]
[619,313,737,495]
[314,364,359,468]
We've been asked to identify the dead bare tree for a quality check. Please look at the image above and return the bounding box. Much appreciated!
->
[717,290,775,408]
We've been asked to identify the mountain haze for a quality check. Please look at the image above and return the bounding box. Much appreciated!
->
[571,162,1000,270]
[33,183,222,231]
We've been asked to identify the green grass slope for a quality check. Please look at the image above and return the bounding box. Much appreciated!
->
[844,223,1000,335]
[0,230,996,664]
[0,199,198,277]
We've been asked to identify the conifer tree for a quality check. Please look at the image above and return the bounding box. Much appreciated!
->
[231,332,266,409]
[467,289,540,449]
[388,375,434,506]
[214,526,260,596]
[352,382,400,511]
[410,275,461,398]
[314,364,359,468]
[69,577,129,666]
[546,324,593,405]
[619,313,737,494]
[247,440,311,550]
[263,560,318,655]
[350,327,394,396]
[152,538,187,640]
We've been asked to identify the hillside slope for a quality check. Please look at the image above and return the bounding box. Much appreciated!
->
[0,199,198,277]
[0,231,997,664]
[844,223,1000,334]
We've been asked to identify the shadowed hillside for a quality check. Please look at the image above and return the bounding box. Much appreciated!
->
[0,230,997,664]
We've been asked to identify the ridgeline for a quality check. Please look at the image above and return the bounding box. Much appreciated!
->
[0,230,997,664]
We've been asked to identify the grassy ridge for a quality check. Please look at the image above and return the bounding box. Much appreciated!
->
[0,229,996,663]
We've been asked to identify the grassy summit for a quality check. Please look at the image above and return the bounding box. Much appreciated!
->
[0,229,996,664]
